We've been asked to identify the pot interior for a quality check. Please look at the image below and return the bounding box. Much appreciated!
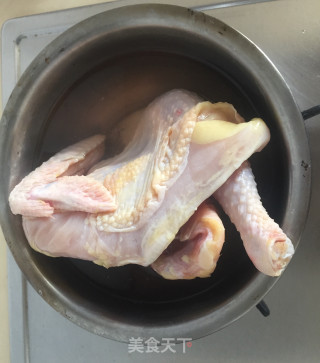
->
[29,51,287,326]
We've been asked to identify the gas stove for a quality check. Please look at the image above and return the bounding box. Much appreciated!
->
[2,1,320,362]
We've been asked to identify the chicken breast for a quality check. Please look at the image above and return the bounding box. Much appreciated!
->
[9,89,271,275]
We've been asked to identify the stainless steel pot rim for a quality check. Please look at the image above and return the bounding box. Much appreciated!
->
[0,3,311,341]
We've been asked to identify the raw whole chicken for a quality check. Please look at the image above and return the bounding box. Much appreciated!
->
[9,89,294,279]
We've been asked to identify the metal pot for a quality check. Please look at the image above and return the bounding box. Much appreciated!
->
[0,4,311,341]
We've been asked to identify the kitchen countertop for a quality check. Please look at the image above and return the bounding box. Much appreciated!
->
[1,1,319,363]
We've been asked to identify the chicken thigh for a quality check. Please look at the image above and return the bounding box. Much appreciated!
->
[151,201,225,279]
